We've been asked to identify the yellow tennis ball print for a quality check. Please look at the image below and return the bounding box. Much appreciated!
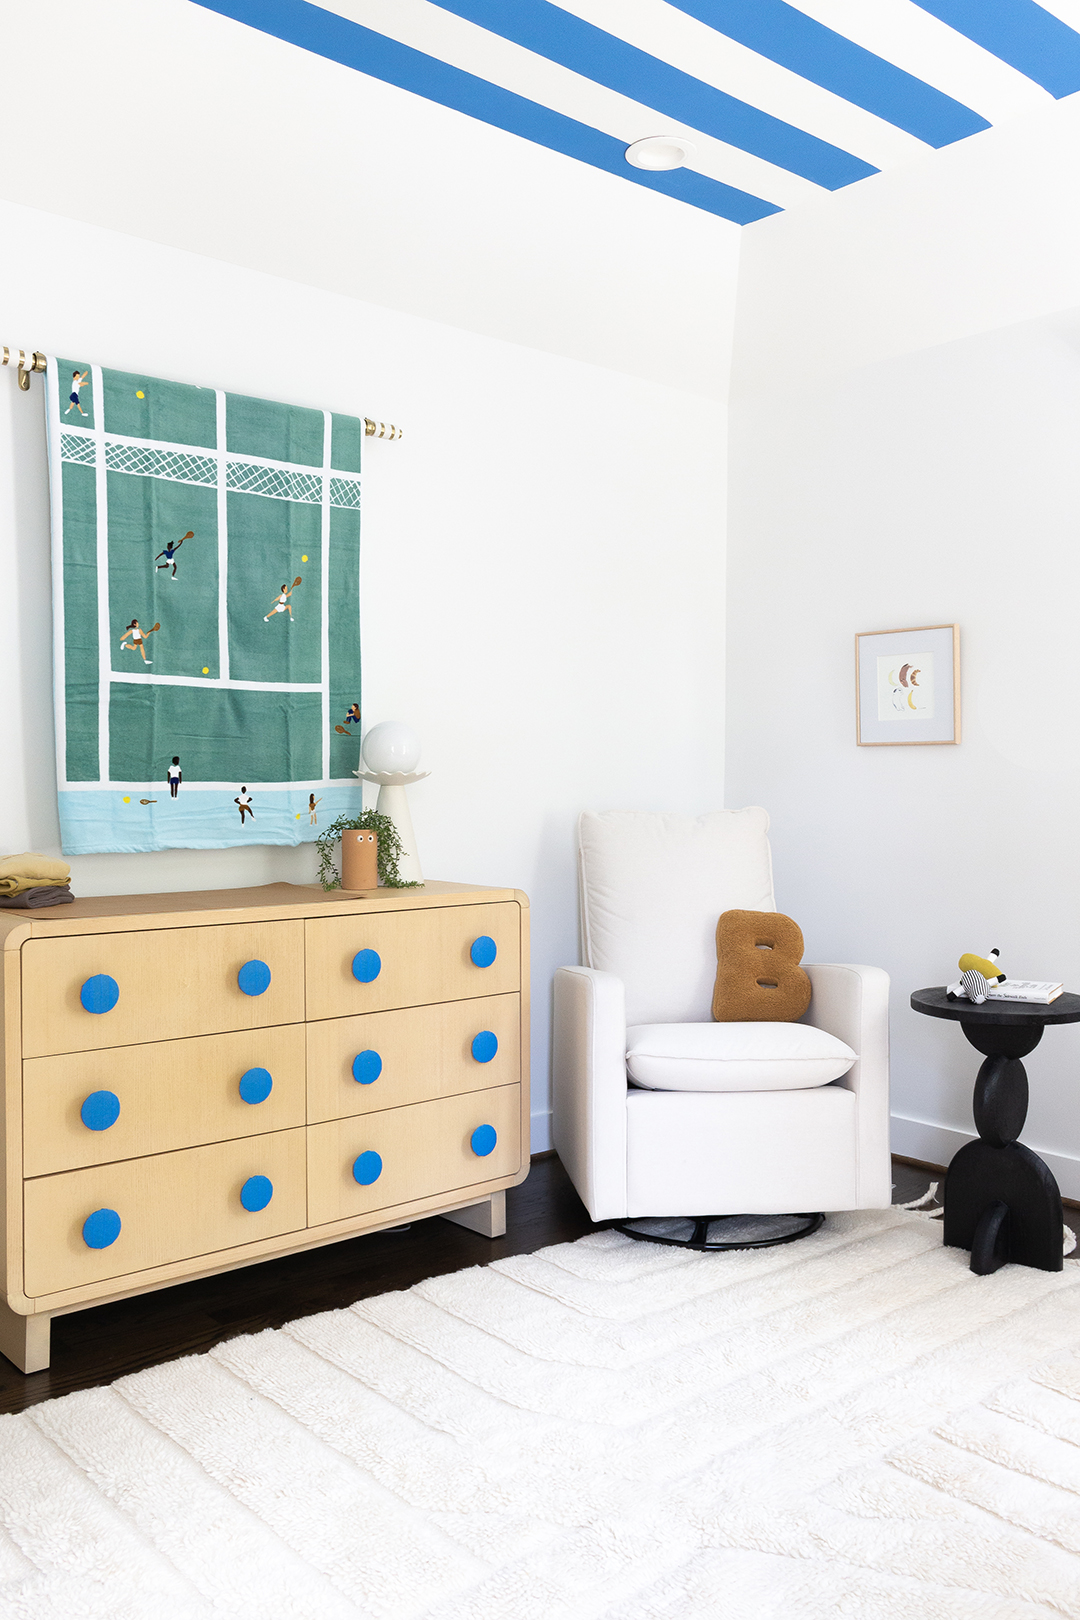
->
[202,667,210,674]
[122,796,131,804]
[301,555,308,562]
[136,390,145,399]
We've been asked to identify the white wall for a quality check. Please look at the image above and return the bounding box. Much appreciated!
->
[728,105,1080,1197]
[0,196,730,1150]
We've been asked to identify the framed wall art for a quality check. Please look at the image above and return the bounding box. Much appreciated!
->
[855,624,960,746]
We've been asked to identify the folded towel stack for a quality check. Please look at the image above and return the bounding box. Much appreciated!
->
[0,854,74,908]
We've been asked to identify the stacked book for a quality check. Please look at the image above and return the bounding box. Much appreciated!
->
[985,980,1064,1005]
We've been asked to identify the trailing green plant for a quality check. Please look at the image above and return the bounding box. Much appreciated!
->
[315,810,421,891]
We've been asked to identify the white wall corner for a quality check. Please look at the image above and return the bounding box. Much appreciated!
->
[530,1107,554,1156]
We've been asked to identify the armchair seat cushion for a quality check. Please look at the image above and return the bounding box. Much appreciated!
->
[625,1021,856,1093]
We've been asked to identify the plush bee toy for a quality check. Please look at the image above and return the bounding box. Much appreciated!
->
[946,948,1006,1006]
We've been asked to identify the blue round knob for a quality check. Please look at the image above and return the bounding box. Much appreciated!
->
[352,1150,383,1185]
[238,1067,273,1105]
[237,959,271,997]
[240,1174,273,1212]
[351,949,382,984]
[80,1090,120,1131]
[352,1050,383,1085]
[470,935,497,968]
[82,1208,121,1249]
[471,1030,499,1064]
[470,1124,497,1158]
[80,974,119,1015]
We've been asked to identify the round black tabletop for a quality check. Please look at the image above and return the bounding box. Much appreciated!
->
[911,986,1080,1026]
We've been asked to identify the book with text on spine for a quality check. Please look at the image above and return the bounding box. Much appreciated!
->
[985,980,1064,1005]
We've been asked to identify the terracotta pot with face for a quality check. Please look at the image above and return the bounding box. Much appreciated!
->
[341,829,378,890]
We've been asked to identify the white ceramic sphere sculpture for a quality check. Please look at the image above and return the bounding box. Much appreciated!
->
[361,721,421,776]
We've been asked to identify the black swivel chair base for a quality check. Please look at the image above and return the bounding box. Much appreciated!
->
[613,1212,824,1252]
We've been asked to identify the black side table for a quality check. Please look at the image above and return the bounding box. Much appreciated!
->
[911,987,1080,1275]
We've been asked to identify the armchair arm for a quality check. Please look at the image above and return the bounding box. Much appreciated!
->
[552,966,629,1220]
[803,963,892,1208]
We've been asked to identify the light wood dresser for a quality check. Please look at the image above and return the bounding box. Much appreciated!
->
[0,880,529,1372]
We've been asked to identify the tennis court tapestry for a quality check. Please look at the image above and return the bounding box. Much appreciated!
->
[46,359,364,855]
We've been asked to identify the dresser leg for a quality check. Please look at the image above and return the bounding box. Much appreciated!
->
[440,1190,506,1239]
[0,1302,50,1373]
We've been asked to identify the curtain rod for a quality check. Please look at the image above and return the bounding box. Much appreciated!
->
[2,347,402,439]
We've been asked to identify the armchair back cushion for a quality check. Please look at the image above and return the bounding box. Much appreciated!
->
[579,809,775,1024]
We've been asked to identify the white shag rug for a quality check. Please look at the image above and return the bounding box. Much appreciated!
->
[1,1207,1080,1619]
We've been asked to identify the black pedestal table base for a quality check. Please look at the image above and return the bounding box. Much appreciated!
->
[911,987,1080,1275]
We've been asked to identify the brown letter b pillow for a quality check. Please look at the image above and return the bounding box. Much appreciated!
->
[712,910,812,1023]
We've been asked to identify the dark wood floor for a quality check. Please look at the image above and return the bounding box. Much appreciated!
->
[0,1155,939,1415]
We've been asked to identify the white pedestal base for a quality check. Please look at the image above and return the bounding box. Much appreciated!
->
[375,783,423,883]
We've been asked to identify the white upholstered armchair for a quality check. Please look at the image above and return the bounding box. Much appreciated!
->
[552,810,891,1233]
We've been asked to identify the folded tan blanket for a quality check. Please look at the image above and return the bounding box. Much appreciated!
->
[0,886,74,909]
[0,854,71,895]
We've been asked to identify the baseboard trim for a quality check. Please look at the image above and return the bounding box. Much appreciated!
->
[891,1113,1080,1204]
[892,1153,946,1175]
[530,1106,553,1155]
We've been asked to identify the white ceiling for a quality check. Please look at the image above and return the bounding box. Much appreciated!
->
[4,1,1079,396]
[195,0,1080,220]
[0,0,740,396]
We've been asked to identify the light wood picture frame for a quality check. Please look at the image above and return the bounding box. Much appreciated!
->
[856,624,960,746]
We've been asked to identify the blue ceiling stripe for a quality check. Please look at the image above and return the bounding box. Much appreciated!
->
[191,0,780,223]
[911,0,1080,98]
[667,0,991,148]
[427,0,876,190]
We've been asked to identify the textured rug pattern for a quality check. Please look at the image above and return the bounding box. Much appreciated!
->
[1,1208,1079,1617]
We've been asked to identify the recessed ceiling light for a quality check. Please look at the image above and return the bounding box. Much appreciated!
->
[625,135,697,172]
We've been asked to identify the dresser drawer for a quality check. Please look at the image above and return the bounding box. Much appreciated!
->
[306,994,520,1124]
[23,1025,306,1177]
[304,902,521,1020]
[23,1128,307,1298]
[20,921,305,1057]
[307,1085,521,1226]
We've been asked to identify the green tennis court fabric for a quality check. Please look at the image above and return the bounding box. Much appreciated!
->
[46,359,364,854]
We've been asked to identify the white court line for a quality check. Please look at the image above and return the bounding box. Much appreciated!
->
[45,358,70,792]
[321,411,332,783]
[66,779,358,793]
[110,672,321,691]
[92,365,109,786]
[216,390,230,682]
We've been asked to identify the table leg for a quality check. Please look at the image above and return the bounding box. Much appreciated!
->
[944,1028,1064,1274]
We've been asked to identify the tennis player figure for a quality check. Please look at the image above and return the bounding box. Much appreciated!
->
[308,793,321,825]
[155,530,193,578]
[234,787,254,824]
[167,757,182,798]
[264,582,296,623]
[119,619,157,663]
[335,701,362,736]
[65,369,89,416]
